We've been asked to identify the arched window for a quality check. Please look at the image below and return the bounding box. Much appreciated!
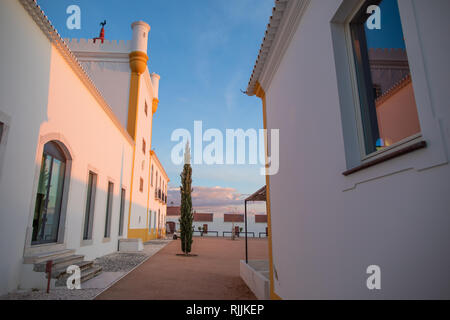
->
[32,141,70,244]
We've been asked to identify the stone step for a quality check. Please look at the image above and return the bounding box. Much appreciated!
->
[55,265,103,287]
[24,249,75,264]
[34,254,85,272]
[47,260,94,279]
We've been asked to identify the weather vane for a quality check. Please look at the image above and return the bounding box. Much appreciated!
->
[93,20,107,44]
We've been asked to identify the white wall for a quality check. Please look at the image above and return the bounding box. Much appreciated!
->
[35,45,134,261]
[265,0,450,299]
[129,69,156,232]
[0,0,53,295]
[149,153,168,234]
[79,61,131,129]
[67,39,132,132]
[0,0,140,294]
[167,215,267,238]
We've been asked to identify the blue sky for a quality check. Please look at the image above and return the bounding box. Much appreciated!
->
[366,0,406,49]
[37,0,273,211]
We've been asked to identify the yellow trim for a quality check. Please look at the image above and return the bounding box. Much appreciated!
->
[272,292,282,300]
[150,150,170,181]
[129,51,149,75]
[126,51,148,237]
[152,98,159,114]
[127,228,149,242]
[254,81,281,300]
[126,72,140,138]
[127,51,149,139]
[126,227,166,242]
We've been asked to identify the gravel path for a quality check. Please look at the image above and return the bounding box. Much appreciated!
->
[0,240,171,300]
[94,253,148,272]
[0,288,102,300]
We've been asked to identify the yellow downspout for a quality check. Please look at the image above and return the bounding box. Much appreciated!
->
[126,51,148,237]
[255,81,282,300]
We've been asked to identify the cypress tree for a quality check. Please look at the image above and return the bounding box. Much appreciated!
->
[179,141,194,254]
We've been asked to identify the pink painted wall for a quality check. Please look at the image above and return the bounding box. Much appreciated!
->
[376,80,421,146]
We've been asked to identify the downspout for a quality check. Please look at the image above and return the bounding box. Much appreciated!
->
[254,81,280,300]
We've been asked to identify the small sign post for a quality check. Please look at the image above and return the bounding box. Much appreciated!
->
[45,260,53,294]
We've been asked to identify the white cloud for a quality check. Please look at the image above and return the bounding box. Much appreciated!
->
[168,185,266,216]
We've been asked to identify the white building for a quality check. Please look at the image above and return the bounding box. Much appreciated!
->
[148,150,169,239]
[246,0,450,299]
[166,207,268,238]
[0,0,167,294]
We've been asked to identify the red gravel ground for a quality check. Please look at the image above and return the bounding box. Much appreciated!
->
[96,237,268,300]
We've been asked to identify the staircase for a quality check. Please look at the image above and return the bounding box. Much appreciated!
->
[26,250,102,287]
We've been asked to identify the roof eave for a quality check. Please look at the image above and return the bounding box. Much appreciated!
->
[246,0,310,96]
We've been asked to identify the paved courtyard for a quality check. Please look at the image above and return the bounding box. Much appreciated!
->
[96,237,269,300]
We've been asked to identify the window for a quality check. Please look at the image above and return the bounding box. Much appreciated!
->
[104,182,114,238]
[349,0,421,156]
[142,138,146,154]
[139,177,144,192]
[158,209,160,229]
[83,171,97,240]
[151,165,154,186]
[118,188,126,236]
[32,141,69,245]
[144,101,148,116]
[0,122,4,144]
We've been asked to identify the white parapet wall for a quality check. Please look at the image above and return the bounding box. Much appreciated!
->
[240,260,270,300]
[119,239,144,252]
[64,38,132,54]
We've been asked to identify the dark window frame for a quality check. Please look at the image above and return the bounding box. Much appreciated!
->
[32,141,68,245]
[151,165,154,186]
[104,181,114,238]
[342,0,426,175]
[349,0,382,155]
[83,171,97,240]
[0,122,4,144]
[118,188,126,236]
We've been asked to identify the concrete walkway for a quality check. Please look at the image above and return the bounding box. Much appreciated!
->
[96,237,268,300]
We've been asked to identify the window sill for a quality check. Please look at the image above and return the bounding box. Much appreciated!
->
[81,239,93,247]
[343,140,427,176]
